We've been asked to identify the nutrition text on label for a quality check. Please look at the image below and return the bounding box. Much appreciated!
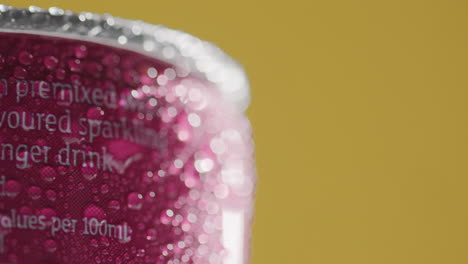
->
[0,77,162,147]
[0,73,168,172]
[0,209,131,252]
[0,78,118,109]
[0,108,161,146]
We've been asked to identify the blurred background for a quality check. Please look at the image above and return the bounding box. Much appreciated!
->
[5,0,468,263]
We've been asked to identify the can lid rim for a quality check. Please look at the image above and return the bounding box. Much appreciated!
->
[0,5,250,111]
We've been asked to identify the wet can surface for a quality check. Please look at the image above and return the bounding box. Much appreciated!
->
[0,6,255,264]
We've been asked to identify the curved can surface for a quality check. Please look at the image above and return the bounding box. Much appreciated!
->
[0,6,255,264]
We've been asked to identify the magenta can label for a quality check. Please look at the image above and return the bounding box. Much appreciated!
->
[0,8,255,263]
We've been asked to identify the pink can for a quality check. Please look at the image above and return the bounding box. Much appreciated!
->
[0,5,255,264]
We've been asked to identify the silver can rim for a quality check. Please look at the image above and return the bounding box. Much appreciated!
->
[0,5,250,111]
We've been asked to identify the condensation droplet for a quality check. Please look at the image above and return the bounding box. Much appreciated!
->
[43,239,57,252]
[188,113,201,127]
[75,45,88,58]
[147,67,158,78]
[127,192,143,210]
[107,200,120,210]
[14,66,27,79]
[5,180,21,197]
[146,228,157,241]
[27,186,42,200]
[46,189,57,201]
[18,51,33,65]
[44,56,58,69]
[40,166,57,182]
[83,204,106,220]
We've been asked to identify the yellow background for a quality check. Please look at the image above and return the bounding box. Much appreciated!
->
[4,0,468,263]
